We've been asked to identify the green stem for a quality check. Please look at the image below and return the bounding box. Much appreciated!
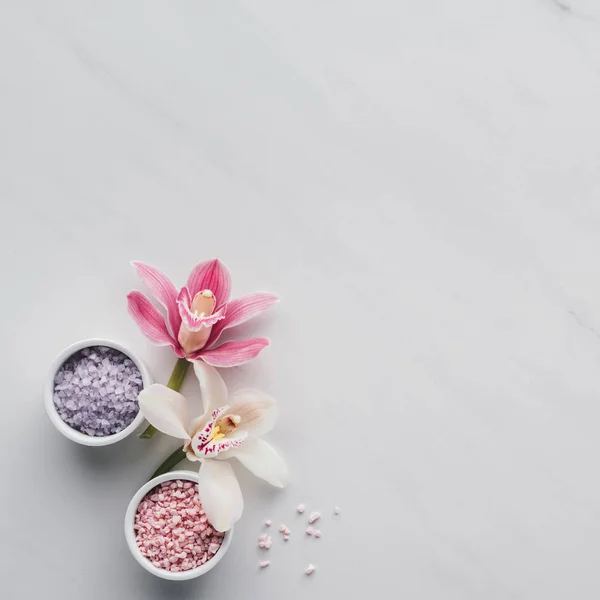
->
[150,447,187,479]
[140,358,190,439]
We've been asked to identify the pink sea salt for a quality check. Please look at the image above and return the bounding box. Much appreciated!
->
[134,480,225,573]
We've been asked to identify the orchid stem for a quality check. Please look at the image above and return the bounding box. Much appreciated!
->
[150,447,187,479]
[139,358,190,439]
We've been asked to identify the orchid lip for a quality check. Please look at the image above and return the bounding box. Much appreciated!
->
[191,406,247,458]
[195,433,246,458]
[177,287,223,352]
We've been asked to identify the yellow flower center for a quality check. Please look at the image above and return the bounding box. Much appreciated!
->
[208,414,241,442]
[209,425,225,442]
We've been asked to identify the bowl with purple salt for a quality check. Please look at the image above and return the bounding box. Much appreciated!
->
[44,339,152,446]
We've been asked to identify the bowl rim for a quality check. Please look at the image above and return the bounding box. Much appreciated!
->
[124,470,234,581]
[43,338,151,446]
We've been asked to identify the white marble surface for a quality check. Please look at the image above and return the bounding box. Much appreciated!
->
[2,0,600,597]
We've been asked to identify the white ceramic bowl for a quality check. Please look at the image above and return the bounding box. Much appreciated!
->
[43,338,151,446]
[124,470,234,580]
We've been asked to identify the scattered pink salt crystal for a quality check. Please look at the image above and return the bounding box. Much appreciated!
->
[305,527,314,536]
[334,506,341,515]
[265,520,272,526]
[314,530,322,538]
[297,504,305,514]
[308,512,321,524]
[283,534,290,541]
[279,524,287,533]
[260,561,271,568]
[305,564,316,575]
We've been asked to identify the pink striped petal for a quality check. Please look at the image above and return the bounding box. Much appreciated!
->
[196,338,271,367]
[127,291,178,349]
[208,292,279,346]
[186,259,232,306]
[131,262,181,338]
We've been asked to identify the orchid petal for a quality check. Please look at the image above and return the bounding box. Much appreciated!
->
[176,286,192,313]
[208,292,279,346]
[138,384,191,440]
[185,446,202,462]
[229,438,288,488]
[193,361,229,414]
[131,262,181,338]
[126,291,177,348]
[228,388,278,436]
[186,259,232,306]
[197,338,271,367]
[197,459,243,532]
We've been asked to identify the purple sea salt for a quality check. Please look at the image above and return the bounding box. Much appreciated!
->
[53,345,143,437]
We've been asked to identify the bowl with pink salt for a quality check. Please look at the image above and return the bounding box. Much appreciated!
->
[125,471,234,580]
[44,338,152,446]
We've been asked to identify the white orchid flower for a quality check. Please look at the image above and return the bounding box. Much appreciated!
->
[138,361,288,532]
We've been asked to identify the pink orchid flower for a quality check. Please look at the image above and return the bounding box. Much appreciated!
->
[127,259,278,367]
